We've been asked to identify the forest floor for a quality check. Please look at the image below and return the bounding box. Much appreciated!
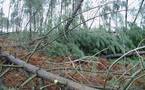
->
[0,37,145,90]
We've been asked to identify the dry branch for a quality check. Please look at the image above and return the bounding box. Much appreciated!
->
[105,51,145,59]
[0,52,97,90]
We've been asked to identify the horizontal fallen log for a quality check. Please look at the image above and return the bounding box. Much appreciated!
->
[0,52,97,90]
[105,51,145,59]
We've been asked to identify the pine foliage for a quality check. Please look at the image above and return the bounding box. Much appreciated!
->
[46,41,84,58]
[46,24,145,57]
[7,24,145,58]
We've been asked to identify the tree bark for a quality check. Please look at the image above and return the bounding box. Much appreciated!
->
[79,7,88,29]
[64,0,84,33]
[7,3,11,33]
[29,0,32,40]
[125,0,128,31]
[105,51,145,59]
[0,52,97,90]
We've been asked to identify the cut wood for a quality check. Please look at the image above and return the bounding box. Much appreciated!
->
[0,52,97,90]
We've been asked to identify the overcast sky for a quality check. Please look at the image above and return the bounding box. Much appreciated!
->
[2,0,137,16]
[2,0,141,30]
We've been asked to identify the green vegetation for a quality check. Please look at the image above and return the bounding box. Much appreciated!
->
[7,24,145,59]
[1,0,145,89]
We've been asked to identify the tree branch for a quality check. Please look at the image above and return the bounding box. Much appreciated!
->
[133,0,145,23]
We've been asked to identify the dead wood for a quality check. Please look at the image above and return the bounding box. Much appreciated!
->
[105,51,145,59]
[0,52,97,90]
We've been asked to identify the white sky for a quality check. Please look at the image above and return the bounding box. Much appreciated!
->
[2,0,10,17]
[2,0,141,31]
[2,0,137,17]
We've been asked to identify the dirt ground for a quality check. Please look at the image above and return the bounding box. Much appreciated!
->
[0,37,145,90]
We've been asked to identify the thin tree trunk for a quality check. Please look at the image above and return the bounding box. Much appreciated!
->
[108,17,111,31]
[39,11,43,35]
[64,0,84,33]
[125,0,128,31]
[0,52,97,90]
[44,0,51,26]
[29,0,32,40]
[79,6,88,29]
[7,3,11,33]
[0,8,3,32]
[33,12,36,32]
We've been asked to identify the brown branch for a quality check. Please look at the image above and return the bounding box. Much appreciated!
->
[47,67,131,76]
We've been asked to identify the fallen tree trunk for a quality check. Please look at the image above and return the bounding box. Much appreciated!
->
[105,51,145,59]
[0,52,97,90]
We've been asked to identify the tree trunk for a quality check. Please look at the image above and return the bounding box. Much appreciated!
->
[7,3,11,33]
[64,0,84,34]
[79,6,88,29]
[29,0,32,40]
[0,52,97,90]
[125,0,128,31]
[105,51,145,59]
[33,12,36,32]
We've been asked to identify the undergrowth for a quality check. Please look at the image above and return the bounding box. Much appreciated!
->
[48,25,145,58]
[7,25,145,58]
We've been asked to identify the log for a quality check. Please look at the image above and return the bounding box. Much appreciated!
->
[0,52,97,90]
[105,51,145,59]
